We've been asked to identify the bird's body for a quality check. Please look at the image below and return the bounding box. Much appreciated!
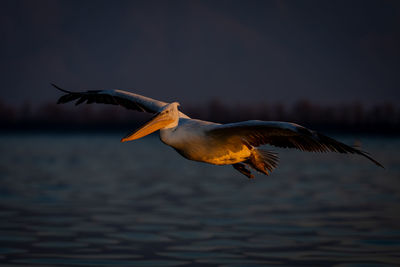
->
[160,118,250,165]
[54,84,383,178]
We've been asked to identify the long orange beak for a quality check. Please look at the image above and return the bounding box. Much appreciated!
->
[121,112,174,142]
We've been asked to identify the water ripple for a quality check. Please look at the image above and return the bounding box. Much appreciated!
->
[0,134,399,265]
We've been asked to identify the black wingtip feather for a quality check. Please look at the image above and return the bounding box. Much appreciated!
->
[358,149,384,168]
[75,96,87,106]
[51,83,73,93]
[317,133,384,168]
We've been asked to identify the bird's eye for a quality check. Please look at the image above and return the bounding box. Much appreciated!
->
[165,110,169,113]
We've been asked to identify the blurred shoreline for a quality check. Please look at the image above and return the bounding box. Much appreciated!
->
[1,99,399,135]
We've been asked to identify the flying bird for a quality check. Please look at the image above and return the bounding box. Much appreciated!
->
[53,84,383,178]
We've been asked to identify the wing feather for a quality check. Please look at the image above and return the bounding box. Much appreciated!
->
[53,83,189,118]
[54,83,165,113]
[208,120,383,168]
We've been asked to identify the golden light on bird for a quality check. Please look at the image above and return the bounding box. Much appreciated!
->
[54,84,383,179]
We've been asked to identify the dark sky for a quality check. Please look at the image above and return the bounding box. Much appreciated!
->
[1,0,399,107]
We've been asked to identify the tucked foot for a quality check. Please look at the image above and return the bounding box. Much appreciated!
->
[232,163,254,179]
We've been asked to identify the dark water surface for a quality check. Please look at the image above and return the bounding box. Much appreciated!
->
[0,133,399,266]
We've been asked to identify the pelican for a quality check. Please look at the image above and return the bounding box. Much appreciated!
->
[53,84,383,178]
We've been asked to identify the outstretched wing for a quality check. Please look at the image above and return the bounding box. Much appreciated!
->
[207,120,383,168]
[53,83,189,118]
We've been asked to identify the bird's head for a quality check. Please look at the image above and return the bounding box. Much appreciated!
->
[121,102,180,142]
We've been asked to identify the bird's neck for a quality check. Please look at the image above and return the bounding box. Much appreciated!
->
[159,126,178,145]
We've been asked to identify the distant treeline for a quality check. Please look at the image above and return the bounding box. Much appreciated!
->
[0,99,399,135]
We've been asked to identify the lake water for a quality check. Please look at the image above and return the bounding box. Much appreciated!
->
[0,133,399,266]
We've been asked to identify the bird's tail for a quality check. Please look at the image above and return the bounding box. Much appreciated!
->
[247,148,279,175]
